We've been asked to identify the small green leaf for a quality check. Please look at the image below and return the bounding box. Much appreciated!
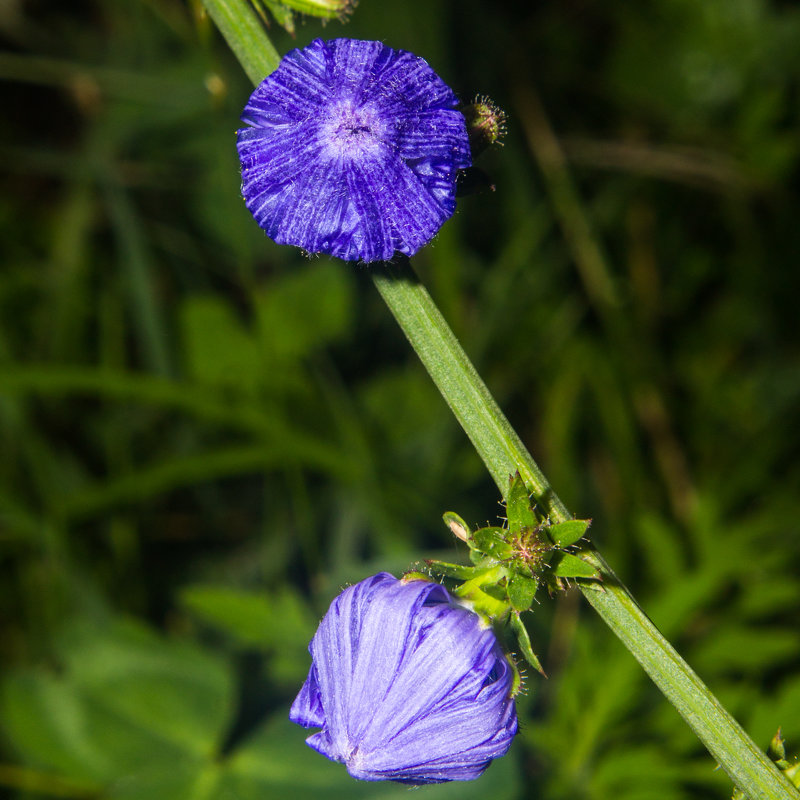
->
[508,574,538,611]
[472,526,513,559]
[510,611,546,676]
[547,519,590,548]
[425,559,483,580]
[551,552,602,580]
[506,473,536,535]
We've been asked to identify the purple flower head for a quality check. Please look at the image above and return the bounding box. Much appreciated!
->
[290,572,518,784]
[237,39,471,263]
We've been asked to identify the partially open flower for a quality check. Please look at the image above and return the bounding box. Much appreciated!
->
[290,572,517,783]
[237,39,471,263]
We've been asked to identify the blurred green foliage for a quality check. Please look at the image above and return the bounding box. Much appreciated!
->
[1,0,800,798]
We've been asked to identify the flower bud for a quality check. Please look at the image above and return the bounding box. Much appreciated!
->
[290,572,518,783]
[461,95,507,158]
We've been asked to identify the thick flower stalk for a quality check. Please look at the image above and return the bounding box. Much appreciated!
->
[290,572,518,783]
[237,38,471,263]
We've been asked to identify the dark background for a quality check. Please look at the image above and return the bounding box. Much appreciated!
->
[1,0,799,797]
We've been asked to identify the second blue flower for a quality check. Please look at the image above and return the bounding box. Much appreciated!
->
[290,572,517,783]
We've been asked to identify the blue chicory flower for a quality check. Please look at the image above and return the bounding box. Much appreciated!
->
[237,38,471,263]
[290,572,518,783]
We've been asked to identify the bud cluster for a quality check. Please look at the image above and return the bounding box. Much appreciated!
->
[427,473,598,677]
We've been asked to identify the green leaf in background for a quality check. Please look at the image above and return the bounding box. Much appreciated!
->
[589,744,688,800]
[180,584,318,684]
[692,625,800,675]
[58,618,233,759]
[180,263,355,391]
[180,295,261,393]
[0,671,113,784]
[749,678,800,746]
[108,764,224,800]
[0,615,234,789]
[255,261,354,362]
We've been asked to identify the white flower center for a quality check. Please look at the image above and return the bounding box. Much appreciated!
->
[320,100,388,160]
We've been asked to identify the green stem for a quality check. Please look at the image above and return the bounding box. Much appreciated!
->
[373,261,796,800]
[200,5,798,798]
[201,0,280,83]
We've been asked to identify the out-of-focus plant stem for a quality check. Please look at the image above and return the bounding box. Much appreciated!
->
[201,2,799,797]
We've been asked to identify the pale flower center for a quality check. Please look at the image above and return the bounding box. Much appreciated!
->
[320,100,387,160]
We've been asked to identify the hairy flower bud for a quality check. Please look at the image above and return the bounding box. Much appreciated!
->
[290,573,518,783]
[461,95,507,158]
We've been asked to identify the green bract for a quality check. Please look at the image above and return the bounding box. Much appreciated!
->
[249,0,357,36]
[428,473,599,680]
